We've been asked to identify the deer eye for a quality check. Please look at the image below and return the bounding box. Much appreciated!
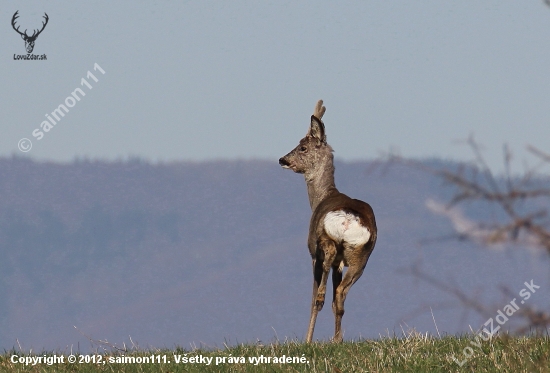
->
[300,146,307,152]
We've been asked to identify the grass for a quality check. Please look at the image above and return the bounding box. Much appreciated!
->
[1,331,549,372]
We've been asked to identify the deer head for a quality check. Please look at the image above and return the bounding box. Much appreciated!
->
[279,100,334,176]
[12,11,49,53]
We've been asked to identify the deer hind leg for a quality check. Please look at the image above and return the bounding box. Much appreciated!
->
[332,249,369,343]
[306,238,337,343]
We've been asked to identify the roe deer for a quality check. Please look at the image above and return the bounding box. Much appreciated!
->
[279,100,377,343]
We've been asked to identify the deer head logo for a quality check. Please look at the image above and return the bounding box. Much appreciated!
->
[11,11,49,53]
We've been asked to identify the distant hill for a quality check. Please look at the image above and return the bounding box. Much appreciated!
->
[0,157,548,351]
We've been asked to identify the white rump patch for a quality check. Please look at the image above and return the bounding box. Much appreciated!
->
[323,210,371,246]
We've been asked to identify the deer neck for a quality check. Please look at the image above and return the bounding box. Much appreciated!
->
[305,160,338,212]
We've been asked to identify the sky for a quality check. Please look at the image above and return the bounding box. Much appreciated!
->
[2,1,550,171]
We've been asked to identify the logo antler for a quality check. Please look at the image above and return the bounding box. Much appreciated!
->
[12,10,49,53]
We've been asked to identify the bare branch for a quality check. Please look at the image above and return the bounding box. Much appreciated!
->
[407,265,550,335]
[385,137,550,253]
[528,145,550,164]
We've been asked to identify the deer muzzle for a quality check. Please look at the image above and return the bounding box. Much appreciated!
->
[279,157,291,169]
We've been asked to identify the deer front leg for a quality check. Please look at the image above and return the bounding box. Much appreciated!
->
[306,258,323,343]
[331,264,343,342]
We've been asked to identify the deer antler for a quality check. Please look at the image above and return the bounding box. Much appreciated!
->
[12,11,49,40]
[31,13,49,39]
[313,100,326,121]
[11,11,26,37]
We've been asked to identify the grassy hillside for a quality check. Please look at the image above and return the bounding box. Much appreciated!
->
[2,334,549,372]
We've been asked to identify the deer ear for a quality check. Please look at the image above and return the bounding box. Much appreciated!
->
[308,115,326,144]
